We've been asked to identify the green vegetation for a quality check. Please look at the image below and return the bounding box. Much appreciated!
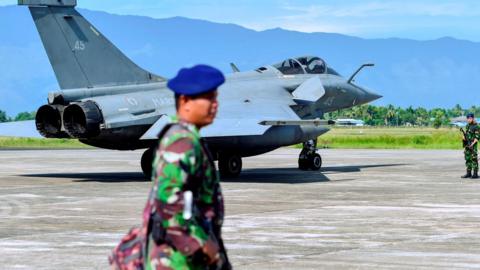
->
[0,110,8,123]
[0,137,91,149]
[14,111,36,121]
[313,127,462,149]
[0,110,36,122]
[325,104,479,127]
[313,104,473,149]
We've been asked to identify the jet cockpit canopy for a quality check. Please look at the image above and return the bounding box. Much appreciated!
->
[270,56,341,76]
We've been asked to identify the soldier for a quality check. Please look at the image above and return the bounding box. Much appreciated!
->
[145,65,231,270]
[461,113,479,179]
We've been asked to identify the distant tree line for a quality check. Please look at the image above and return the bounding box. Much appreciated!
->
[325,104,479,128]
[0,110,36,123]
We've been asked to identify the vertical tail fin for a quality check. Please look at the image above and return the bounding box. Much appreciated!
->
[19,0,164,89]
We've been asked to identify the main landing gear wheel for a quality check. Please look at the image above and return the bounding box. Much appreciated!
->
[218,153,242,178]
[298,139,322,171]
[141,147,155,180]
[309,153,322,171]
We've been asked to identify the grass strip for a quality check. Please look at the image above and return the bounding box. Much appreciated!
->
[1,127,465,150]
[0,137,91,149]
[302,127,463,150]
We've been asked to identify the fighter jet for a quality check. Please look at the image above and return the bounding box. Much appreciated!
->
[5,0,381,178]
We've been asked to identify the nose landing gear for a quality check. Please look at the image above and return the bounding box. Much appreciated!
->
[298,139,322,171]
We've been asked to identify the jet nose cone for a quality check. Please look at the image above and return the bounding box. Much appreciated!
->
[355,86,382,104]
[366,91,382,102]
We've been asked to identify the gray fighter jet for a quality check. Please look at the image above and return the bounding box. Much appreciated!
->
[7,0,381,177]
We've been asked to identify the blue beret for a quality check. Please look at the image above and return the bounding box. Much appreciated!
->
[467,113,475,119]
[168,65,225,96]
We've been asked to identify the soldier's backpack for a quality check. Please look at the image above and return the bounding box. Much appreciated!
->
[108,226,144,270]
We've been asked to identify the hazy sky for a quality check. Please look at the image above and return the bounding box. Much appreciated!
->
[1,0,480,41]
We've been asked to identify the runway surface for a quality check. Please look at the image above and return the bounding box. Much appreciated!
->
[0,148,479,269]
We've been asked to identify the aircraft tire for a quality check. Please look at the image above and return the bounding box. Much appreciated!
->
[141,147,155,180]
[219,154,242,178]
[309,153,322,171]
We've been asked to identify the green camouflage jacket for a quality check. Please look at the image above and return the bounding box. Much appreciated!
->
[466,123,480,144]
[147,116,225,261]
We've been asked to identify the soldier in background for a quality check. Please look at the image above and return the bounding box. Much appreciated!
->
[145,65,231,269]
[461,113,479,179]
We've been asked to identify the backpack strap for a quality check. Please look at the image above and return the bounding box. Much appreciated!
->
[157,123,176,140]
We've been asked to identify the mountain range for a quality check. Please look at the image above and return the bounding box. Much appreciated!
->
[1,5,479,115]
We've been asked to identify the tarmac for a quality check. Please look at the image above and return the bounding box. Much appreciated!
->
[0,148,479,269]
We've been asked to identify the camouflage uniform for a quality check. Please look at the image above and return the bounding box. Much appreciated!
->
[144,116,229,270]
[464,122,479,171]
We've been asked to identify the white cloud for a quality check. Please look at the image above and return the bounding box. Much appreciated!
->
[251,0,480,38]
[282,1,480,18]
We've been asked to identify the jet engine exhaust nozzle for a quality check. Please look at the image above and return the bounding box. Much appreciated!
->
[35,105,68,138]
[63,101,103,138]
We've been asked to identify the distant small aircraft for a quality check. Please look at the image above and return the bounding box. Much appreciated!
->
[3,0,381,178]
[336,119,365,126]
